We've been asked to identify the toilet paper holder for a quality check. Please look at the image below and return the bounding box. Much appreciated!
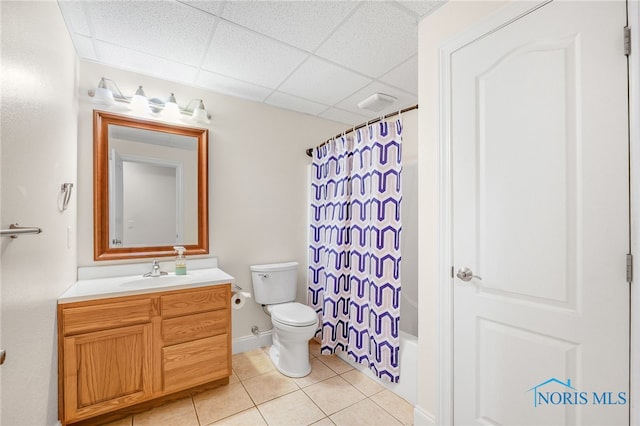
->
[231,284,251,310]
[231,284,251,299]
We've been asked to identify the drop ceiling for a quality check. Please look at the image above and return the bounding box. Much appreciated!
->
[58,0,445,125]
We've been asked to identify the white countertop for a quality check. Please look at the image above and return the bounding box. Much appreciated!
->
[59,267,235,304]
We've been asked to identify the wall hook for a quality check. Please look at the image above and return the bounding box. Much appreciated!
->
[60,183,74,212]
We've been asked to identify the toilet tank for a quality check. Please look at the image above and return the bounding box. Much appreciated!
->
[250,262,298,305]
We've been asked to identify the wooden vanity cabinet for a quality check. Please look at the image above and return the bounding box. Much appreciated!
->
[58,284,231,425]
[159,287,231,393]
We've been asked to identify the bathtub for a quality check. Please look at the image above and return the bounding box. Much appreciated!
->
[337,330,418,405]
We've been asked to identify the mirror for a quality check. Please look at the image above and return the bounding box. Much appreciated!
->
[94,110,209,261]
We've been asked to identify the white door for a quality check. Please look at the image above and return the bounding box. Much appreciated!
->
[450,1,629,424]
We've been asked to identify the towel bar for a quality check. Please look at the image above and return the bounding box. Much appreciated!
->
[0,224,42,239]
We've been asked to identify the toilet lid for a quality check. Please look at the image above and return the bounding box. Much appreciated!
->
[271,303,317,327]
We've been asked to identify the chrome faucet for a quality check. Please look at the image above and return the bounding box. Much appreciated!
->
[144,259,168,277]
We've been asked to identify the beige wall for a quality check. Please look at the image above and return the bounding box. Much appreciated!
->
[0,1,78,424]
[77,61,347,341]
[416,1,508,423]
[0,3,419,425]
[77,62,418,345]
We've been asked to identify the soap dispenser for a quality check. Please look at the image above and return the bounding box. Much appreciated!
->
[173,246,187,275]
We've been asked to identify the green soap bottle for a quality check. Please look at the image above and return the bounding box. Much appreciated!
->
[173,246,187,275]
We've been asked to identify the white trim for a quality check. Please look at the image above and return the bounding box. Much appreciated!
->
[437,36,454,426]
[232,330,273,355]
[436,2,560,424]
[413,406,436,426]
[629,1,640,423]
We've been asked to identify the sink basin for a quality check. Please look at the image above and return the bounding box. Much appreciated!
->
[59,266,235,303]
[120,275,189,288]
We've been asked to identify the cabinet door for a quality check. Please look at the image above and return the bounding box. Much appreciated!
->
[162,334,229,393]
[63,324,152,423]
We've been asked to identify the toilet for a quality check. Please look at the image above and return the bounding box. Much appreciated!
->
[250,261,318,378]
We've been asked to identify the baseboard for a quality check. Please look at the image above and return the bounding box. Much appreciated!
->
[413,405,436,425]
[232,330,273,354]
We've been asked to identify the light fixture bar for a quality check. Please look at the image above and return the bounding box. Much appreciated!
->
[87,77,212,122]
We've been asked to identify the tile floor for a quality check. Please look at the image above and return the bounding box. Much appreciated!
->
[104,340,414,426]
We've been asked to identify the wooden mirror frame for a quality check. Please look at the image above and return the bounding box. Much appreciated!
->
[93,110,209,261]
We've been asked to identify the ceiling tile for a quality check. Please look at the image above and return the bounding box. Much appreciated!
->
[221,1,357,51]
[57,0,445,122]
[336,81,417,117]
[278,56,371,105]
[319,108,371,126]
[87,1,215,66]
[195,70,273,102]
[315,2,418,78]
[179,0,225,16]
[57,1,91,36]
[70,34,97,61]
[94,41,199,87]
[202,21,308,89]
[398,0,446,18]
[379,55,418,95]
[265,91,329,116]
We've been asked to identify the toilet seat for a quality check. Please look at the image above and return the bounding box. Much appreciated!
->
[270,302,317,327]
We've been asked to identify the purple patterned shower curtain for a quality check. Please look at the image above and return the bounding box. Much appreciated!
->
[308,119,402,383]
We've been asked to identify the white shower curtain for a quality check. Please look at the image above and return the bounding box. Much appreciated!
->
[308,119,403,383]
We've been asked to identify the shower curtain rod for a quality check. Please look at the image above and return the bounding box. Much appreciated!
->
[305,104,418,157]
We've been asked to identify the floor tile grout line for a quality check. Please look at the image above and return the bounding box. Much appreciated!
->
[129,345,412,426]
[367,394,409,426]
[252,405,271,426]
[297,375,369,418]
[237,365,326,426]
[293,382,335,421]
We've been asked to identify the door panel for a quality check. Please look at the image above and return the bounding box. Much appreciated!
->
[63,324,153,422]
[451,2,629,424]
[477,37,577,308]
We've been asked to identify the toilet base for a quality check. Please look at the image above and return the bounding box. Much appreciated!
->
[268,318,317,378]
[269,345,311,378]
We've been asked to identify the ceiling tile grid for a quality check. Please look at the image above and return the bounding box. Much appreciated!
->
[379,55,419,95]
[313,1,419,78]
[94,40,201,86]
[202,20,308,88]
[89,1,215,66]
[58,0,445,125]
[219,1,358,52]
[195,69,274,102]
[265,91,331,116]
[276,56,372,106]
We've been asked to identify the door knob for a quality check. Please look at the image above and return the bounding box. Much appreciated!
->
[456,267,482,282]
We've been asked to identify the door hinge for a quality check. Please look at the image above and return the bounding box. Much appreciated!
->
[627,253,633,283]
[624,26,631,56]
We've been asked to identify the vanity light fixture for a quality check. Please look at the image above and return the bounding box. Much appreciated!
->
[88,77,212,123]
[164,93,181,120]
[130,85,151,114]
[91,78,116,106]
[190,99,210,124]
